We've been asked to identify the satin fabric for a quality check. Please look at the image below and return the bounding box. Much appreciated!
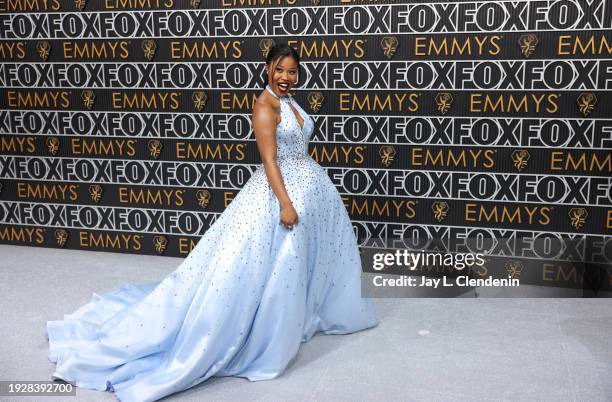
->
[46,85,380,402]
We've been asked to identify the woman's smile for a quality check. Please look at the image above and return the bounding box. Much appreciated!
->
[277,82,290,93]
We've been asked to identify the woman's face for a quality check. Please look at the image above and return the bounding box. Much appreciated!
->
[266,55,299,97]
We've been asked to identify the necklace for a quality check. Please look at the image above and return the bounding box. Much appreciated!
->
[265,84,290,101]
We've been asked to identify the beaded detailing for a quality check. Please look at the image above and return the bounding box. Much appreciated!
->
[265,84,289,101]
[264,84,313,160]
[44,83,380,402]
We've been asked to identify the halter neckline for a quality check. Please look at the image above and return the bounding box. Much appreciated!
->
[265,84,290,101]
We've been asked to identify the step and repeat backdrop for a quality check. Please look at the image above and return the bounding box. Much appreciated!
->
[0,0,610,291]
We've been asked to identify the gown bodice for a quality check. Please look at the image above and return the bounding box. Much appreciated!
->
[264,84,314,161]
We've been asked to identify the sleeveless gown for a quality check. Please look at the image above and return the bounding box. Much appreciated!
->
[46,84,380,402]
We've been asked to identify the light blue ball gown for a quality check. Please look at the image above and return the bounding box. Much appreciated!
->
[46,84,380,402]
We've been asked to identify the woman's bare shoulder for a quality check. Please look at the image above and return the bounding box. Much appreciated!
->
[255,90,272,107]
[253,91,279,125]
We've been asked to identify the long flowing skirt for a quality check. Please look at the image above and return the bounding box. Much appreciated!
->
[46,156,380,402]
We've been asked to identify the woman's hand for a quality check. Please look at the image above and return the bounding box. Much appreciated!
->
[280,204,298,230]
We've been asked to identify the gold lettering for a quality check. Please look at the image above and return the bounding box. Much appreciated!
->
[71,139,136,157]
[0,136,35,153]
[558,34,612,56]
[464,203,550,225]
[310,145,365,164]
[118,187,184,206]
[6,91,70,108]
[170,40,241,59]
[220,92,258,110]
[79,231,142,250]
[0,226,44,243]
[0,0,60,11]
[0,42,26,59]
[549,151,611,172]
[470,93,558,114]
[176,142,246,161]
[543,263,555,282]
[414,35,502,56]
[224,191,235,207]
[339,93,419,112]
[63,41,130,60]
[111,92,180,110]
[341,197,416,219]
[17,182,78,201]
[104,0,174,9]
[411,148,495,168]
[179,237,198,255]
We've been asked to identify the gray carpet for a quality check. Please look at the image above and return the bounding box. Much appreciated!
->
[1,244,610,401]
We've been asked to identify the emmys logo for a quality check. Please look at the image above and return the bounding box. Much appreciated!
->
[142,40,157,61]
[568,208,588,229]
[378,145,396,167]
[81,90,95,109]
[196,189,211,208]
[46,137,60,156]
[74,0,87,11]
[505,260,524,279]
[88,185,103,203]
[511,150,530,172]
[55,229,68,247]
[36,41,50,61]
[432,201,449,222]
[307,91,324,113]
[577,93,597,117]
[153,235,168,254]
[148,140,163,159]
[192,91,208,112]
[435,93,453,114]
[380,36,398,59]
[310,0,321,5]
[259,39,275,58]
[518,34,538,58]
[190,0,201,7]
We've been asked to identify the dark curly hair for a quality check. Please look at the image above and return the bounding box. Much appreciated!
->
[263,43,300,88]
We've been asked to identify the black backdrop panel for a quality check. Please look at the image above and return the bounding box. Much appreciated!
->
[0,0,610,290]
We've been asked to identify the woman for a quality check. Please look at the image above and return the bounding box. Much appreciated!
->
[46,43,379,402]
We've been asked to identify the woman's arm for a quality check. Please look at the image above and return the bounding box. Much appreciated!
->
[252,101,294,210]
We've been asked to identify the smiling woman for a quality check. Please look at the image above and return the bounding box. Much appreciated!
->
[46,42,379,402]
[269,61,296,93]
